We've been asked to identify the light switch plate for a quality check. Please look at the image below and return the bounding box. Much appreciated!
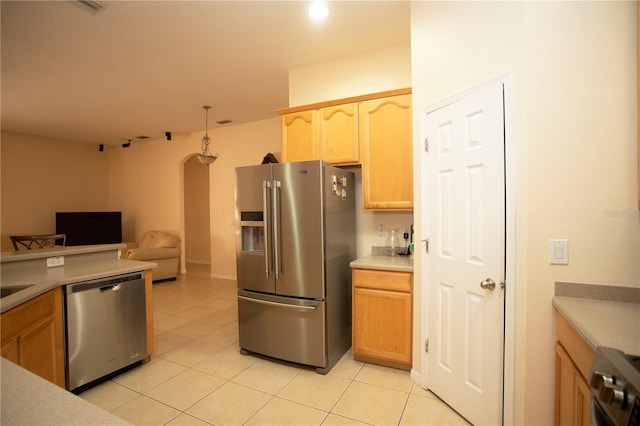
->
[549,239,568,265]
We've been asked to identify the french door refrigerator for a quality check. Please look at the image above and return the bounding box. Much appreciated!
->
[235,160,355,374]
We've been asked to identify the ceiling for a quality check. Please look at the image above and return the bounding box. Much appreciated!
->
[1,0,410,146]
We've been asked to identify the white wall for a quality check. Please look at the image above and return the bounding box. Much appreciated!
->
[288,43,415,257]
[289,43,412,106]
[410,2,638,424]
[0,131,110,242]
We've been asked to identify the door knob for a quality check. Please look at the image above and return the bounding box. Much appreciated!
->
[480,278,496,290]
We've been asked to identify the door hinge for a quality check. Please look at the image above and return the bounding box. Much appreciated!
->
[425,339,429,353]
[424,138,429,152]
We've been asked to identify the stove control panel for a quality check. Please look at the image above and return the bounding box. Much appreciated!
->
[590,347,640,426]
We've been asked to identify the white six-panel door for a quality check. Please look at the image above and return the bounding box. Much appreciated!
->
[425,83,505,425]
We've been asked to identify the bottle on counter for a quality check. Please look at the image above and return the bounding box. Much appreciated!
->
[386,229,399,257]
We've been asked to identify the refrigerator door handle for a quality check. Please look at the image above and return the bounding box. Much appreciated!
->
[263,180,272,278]
[238,295,317,311]
[273,179,282,279]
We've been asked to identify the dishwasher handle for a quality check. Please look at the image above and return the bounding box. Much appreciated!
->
[66,272,143,294]
[100,284,122,292]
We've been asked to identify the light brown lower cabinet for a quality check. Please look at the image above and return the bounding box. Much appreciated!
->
[555,311,595,426]
[352,268,412,370]
[1,288,65,387]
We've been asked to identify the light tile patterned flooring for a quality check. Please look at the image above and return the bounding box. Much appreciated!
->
[79,264,469,425]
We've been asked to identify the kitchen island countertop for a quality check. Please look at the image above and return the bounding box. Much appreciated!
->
[350,255,413,272]
[1,358,130,425]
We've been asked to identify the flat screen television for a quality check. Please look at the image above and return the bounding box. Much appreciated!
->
[56,212,122,246]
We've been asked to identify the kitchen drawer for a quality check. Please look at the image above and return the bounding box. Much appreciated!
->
[353,268,412,292]
[238,291,326,369]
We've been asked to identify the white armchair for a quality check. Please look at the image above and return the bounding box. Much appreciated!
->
[126,230,181,281]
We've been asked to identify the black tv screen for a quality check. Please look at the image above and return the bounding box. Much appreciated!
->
[56,212,122,246]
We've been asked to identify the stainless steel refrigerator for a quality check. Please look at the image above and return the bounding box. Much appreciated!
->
[235,160,355,374]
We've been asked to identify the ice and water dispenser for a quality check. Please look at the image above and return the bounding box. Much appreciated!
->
[240,211,264,252]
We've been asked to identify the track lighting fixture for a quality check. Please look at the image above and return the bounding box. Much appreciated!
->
[122,140,131,148]
[99,144,104,152]
[165,131,172,141]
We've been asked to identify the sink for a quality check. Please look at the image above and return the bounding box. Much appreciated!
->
[0,285,34,299]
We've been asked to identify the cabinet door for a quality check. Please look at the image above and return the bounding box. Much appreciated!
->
[555,342,577,426]
[555,342,590,426]
[0,289,65,387]
[360,94,413,210]
[319,103,359,165]
[353,286,412,368]
[19,315,64,386]
[281,110,318,162]
[1,338,19,364]
[574,373,591,426]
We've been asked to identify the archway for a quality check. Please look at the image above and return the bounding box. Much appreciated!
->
[183,154,211,273]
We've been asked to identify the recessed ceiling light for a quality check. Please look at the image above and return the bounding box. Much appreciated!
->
[308,2,329,21]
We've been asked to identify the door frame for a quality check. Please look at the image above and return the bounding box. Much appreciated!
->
[415,71,516,424]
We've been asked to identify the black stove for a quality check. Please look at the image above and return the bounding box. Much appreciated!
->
[590,347,640,426]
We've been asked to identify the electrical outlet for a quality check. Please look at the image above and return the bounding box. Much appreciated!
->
[377,224,386,237]
[46,256,64,268]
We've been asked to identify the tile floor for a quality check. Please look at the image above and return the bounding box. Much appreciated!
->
[79,264,469,426]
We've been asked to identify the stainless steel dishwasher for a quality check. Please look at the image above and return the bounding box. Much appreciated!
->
[65,271,147,392]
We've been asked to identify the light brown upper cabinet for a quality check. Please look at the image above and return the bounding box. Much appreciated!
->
[280,103,359,166]
[281,110,318,163]
[278,88,413,210]
[319,103,359,166]
[360,94,413,210]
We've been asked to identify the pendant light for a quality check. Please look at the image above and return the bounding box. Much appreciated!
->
[197,105,218,165]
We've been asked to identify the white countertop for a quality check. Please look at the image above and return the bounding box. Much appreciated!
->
[350,255,414,272]
[553,296,640,356]
[1,358,130,425]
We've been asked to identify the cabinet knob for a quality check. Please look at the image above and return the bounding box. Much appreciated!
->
[591,371,614,389]
[599,383,626,407]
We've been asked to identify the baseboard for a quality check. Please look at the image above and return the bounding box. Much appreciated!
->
[410,368,424,387]
[185,259,210,265]
[211,273,236,281]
